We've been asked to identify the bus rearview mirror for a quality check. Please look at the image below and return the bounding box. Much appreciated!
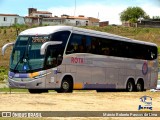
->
[40,41,62,55]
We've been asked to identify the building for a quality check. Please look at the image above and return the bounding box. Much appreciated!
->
[122,19,160,28]
[61,15,89,26]
[28,8,52,17]
[0,7,103,27]
[42,16,65,26]
[99,21,109,27]
[25,16,42,26]
[42,14,100,26]
[137,19,160,28]
[88,17,100,26]
[122,21,137,27]
[25,8,52,26]
[0,14,25,26]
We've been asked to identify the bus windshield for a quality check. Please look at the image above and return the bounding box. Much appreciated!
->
[10,31,71,73]
[10,35,50,73]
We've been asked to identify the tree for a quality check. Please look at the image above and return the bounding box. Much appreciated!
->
[120,7,150,23]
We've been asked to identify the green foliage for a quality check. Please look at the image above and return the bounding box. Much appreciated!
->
[0,88,28,92]
[158,46,160,54]
[0,66,8,82]
[120,6,150,23]
[12,23,28,29]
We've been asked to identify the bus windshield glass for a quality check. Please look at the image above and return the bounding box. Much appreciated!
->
[10,35,50,72]
[10,31,71,73]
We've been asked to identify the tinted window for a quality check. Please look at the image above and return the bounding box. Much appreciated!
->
[50,31,71,46]
[66,33,157,60]
[66,34,91,54]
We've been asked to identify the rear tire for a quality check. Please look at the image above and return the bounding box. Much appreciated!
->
[126,80,135,92]
[57,77,73,93]
[136,81,144,92]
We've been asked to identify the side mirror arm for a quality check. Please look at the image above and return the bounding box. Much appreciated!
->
[40,41,62,55]
[2,42,15,55]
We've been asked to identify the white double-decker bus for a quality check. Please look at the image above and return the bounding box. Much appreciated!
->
[2,26,158,93]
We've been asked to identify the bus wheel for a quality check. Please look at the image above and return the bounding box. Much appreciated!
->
[136,81,144,92]
[126,80,135,92]
[58,77,73,93]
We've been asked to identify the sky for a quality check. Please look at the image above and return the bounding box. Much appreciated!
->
[0,0,160,24]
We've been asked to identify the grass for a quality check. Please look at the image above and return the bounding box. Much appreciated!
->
[0,87,57,93]
[0,88,28,92]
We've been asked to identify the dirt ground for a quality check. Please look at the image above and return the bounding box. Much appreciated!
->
[0,90,160,120]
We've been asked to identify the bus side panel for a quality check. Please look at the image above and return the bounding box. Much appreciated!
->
[90,67,106,89]
[105,67,118,89]
[118,68,126,89]
[149,60,158,89]
[64,54,85,89]
[45,65,66,89]
[76,65,91,89]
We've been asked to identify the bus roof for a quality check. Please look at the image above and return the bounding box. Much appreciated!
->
[19,26,73,36]
[19,25,157,47]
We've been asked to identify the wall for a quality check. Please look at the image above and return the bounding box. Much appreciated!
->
[0,16,25,26]
[137,20,160,28]
[64,18,89,26]
[32,13,52,18]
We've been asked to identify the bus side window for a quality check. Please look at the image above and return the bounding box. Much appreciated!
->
[66,43,78,54]
[91,37,99,54]
[66,34,89,54]
[85,36,91,53]
[78,36,87,53]
[148,47,157,60]
[102,47,110,55]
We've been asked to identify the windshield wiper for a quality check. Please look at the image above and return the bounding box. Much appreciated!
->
[13,51,25,72]
[13,38,31,72]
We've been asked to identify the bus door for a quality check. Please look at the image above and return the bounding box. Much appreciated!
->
[44,46,64,89]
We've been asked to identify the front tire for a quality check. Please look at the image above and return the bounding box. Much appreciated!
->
[57,77,73,93]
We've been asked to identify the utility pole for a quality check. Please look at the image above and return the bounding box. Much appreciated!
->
[74,0,76,16]
[97,12,99,19]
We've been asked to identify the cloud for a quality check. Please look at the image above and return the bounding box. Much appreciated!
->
[141,3,160,17]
